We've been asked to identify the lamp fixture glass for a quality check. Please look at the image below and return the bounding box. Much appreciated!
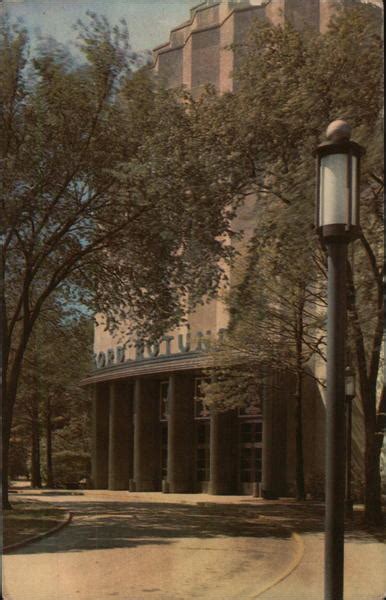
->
[345,366,356,398]
[315,120,365,241]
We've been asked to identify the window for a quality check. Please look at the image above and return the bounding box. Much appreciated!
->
[240,421,262,444]
[196,420,210,482]
[194,378,210,419]
[160,380,169,421]
[238,402,262,418]
[161,422,168,480]
[239,446,262,483]
[239,420,263,483]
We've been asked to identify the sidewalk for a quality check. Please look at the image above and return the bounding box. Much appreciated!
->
[259,529,385,600]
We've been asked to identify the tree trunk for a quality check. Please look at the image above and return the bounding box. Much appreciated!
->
[2,418,12,510]
[2,372,19,508]
[294,293,306,501]
[1,251,12,509]
[2,315,35,507]
[347,262,383,526]
[356,370,383,526]
[364,427,383,526]
[363,384,384,526]
[295,370,306,501]
[45,396,54,488]
[30,389,42,488]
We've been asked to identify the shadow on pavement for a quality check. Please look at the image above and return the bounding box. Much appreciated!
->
[6,500,291,555]
[253,501,386,543]
[7,497,383,556]
[17,491,85,497]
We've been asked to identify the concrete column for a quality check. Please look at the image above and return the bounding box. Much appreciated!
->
[272,371,287,497]
[209,410,237,495]
[265,0,286,27]
[262,372,287,498]
[91,383,109,489]
[319,0,345,33]
[133,379,161,492]
[262,378,276,499]
[108,381,133,491]
[182,36,192,89]
[166,374,195,493]
[284,0,320,31]
[219,11,234,94]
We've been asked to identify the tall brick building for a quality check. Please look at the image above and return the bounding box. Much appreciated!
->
[152,0,351,95]
[85,0,363,497]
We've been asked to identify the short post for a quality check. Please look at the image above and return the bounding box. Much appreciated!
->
[345,366,356,519]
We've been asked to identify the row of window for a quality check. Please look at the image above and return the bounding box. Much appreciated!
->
[161,430,262,483]
[160,392,263,484]
[196,421,210,482]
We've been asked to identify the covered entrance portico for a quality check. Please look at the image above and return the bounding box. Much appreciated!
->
[88,359,287,497]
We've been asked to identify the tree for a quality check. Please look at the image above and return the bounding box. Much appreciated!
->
[202,196,327,500]
[1,13,246,508]
[10,302,92,488]
[199,4,383,522]
[39,315,92,488]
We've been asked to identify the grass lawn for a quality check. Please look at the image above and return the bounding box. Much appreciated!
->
[3,500,69,548]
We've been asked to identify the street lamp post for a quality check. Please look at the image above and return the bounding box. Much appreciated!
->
[345,366,356,519]
[315,120,365,600]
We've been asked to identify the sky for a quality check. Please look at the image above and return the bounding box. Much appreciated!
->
[3,0,199,54]
[3,1,383,54]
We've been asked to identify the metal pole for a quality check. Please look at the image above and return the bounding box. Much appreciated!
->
[345,395,353,518]
[324,240,347,600]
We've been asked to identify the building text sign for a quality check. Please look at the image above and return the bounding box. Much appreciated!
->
[94,329,226,370]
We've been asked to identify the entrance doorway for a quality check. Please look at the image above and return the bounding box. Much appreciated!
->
[194,378,210,492]
[239,418,263,495]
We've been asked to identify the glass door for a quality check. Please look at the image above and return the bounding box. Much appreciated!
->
[239,419,263,494]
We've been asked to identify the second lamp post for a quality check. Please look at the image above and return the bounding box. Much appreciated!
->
[345,366,356,519]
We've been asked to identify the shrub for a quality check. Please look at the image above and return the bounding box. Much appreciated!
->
[9,438,29,479]
[43,451,91,488]
[307,472,325,501]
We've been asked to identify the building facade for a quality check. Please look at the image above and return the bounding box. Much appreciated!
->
[84,0,357,497]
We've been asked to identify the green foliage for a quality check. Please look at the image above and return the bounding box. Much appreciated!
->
[196,6,382,422]
[1,12,243,349]
[41,450,91,487]
[202,3,382,399]
[1,11,247,505]
[202,4,383,518]
[8,437,29,479]
[11,302,92,485]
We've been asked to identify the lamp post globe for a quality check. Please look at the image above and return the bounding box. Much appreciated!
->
[345,365,356,399]
[326,119,352,142]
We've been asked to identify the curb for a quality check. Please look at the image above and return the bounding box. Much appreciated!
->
[3,511,73,553]
[254,531,305,598]
[194,499,306,599]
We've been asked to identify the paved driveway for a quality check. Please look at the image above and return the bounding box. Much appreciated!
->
[3,490,385,600]
[2,490,297,600]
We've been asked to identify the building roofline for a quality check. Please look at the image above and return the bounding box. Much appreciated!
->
[153,2,264,65]
[152,2,222,52]
[80,352,214,386]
